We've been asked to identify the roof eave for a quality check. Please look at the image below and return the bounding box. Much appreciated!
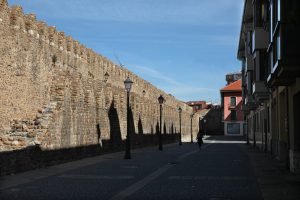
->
[237,0,252,60]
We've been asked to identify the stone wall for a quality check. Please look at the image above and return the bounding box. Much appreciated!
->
[202,108,224,135]
[0,1,200,153]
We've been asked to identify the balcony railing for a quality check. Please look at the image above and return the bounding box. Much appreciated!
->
[228,104,236,109]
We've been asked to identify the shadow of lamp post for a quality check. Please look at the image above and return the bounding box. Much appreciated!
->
[158,95,165,151]
[190,113,194,143]
[124,76,133,159]
[178,106,182,146]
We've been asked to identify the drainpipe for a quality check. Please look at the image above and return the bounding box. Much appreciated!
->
[253,114,256,147]
[286,86,290,170]
[277,88,280,158]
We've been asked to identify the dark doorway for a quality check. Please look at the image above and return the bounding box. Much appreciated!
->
[294,92,300,152]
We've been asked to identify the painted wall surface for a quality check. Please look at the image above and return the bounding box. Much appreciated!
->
[223,92,243,121]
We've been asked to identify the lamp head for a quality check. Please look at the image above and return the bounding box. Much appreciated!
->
[124,76,133,92]
[178,107,182,113]
[104,72,109,83]
[158,95,165,105]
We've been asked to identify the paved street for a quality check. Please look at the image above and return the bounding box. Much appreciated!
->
[0,136,298,200]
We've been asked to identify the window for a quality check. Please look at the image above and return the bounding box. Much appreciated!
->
[268,48,273,73]
[263,1,270,30]
[271,0,280,33]
[277,0,281,22]
[230,97,236,107]
[247,72,253,94]
[260,51,268,81]
[231,110,237,121]
[272,34,281,67]
[269,2,273,41]
[276,35,281,60]
[227,123,240,134]
[254,0,267,27]
[247,31,253,55]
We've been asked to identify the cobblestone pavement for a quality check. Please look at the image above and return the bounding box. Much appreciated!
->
[0,136,298,200]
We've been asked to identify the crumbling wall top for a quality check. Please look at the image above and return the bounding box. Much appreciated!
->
[24,13,37,31]
[10,5,25,28]
[0,0,8,10]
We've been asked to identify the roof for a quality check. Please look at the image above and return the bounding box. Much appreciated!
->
[220,79,242,92]
[237,0,252,59]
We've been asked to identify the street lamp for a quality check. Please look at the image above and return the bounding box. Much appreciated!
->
[203,119,207,136]
[97,72,109,148]
[158,95,165,151]
[103,72,109,83]
[190,113,194,143]
[178,107,182,146]
[124,76,133,159]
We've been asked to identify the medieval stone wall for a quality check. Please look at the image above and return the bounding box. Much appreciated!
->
[0,0,200,152]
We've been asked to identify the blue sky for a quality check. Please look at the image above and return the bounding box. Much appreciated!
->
[8,0,244,103]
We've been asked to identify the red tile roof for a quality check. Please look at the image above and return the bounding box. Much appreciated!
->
[220,79,242,92]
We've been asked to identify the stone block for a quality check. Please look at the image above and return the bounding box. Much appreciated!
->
[28,130,37,138]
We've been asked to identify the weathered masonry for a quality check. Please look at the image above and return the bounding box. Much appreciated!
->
[0,0,200,164]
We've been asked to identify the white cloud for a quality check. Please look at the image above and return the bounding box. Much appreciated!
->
[131,65,179,85]
[14,0,243,26]
[129,64,219,101]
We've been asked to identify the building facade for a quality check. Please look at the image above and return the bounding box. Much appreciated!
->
[220,80,244,136]
[226,72,242,85]
[237,0,300,173]
[186,101,207,113]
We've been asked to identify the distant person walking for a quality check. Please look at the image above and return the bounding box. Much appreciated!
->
[197,130,204,149]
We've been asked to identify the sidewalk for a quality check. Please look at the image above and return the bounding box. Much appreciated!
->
[243,144,300,200]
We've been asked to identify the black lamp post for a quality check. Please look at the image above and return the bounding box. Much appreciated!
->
[203,119,207,136]
[158,95,165,151]
[190,113,194,143]
[124,76,133,159]
[97,72,109,147]
[103,72,109,83]
[178,107,182,146]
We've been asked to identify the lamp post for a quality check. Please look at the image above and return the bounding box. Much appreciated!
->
[141,89,146,124]
[178,107,182,146]
[124,76,133,159]
[203,119,207,136]
[190,113,194,143]
[97,72,109,148]
[103,72,109,83]
[158,95,165,151]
